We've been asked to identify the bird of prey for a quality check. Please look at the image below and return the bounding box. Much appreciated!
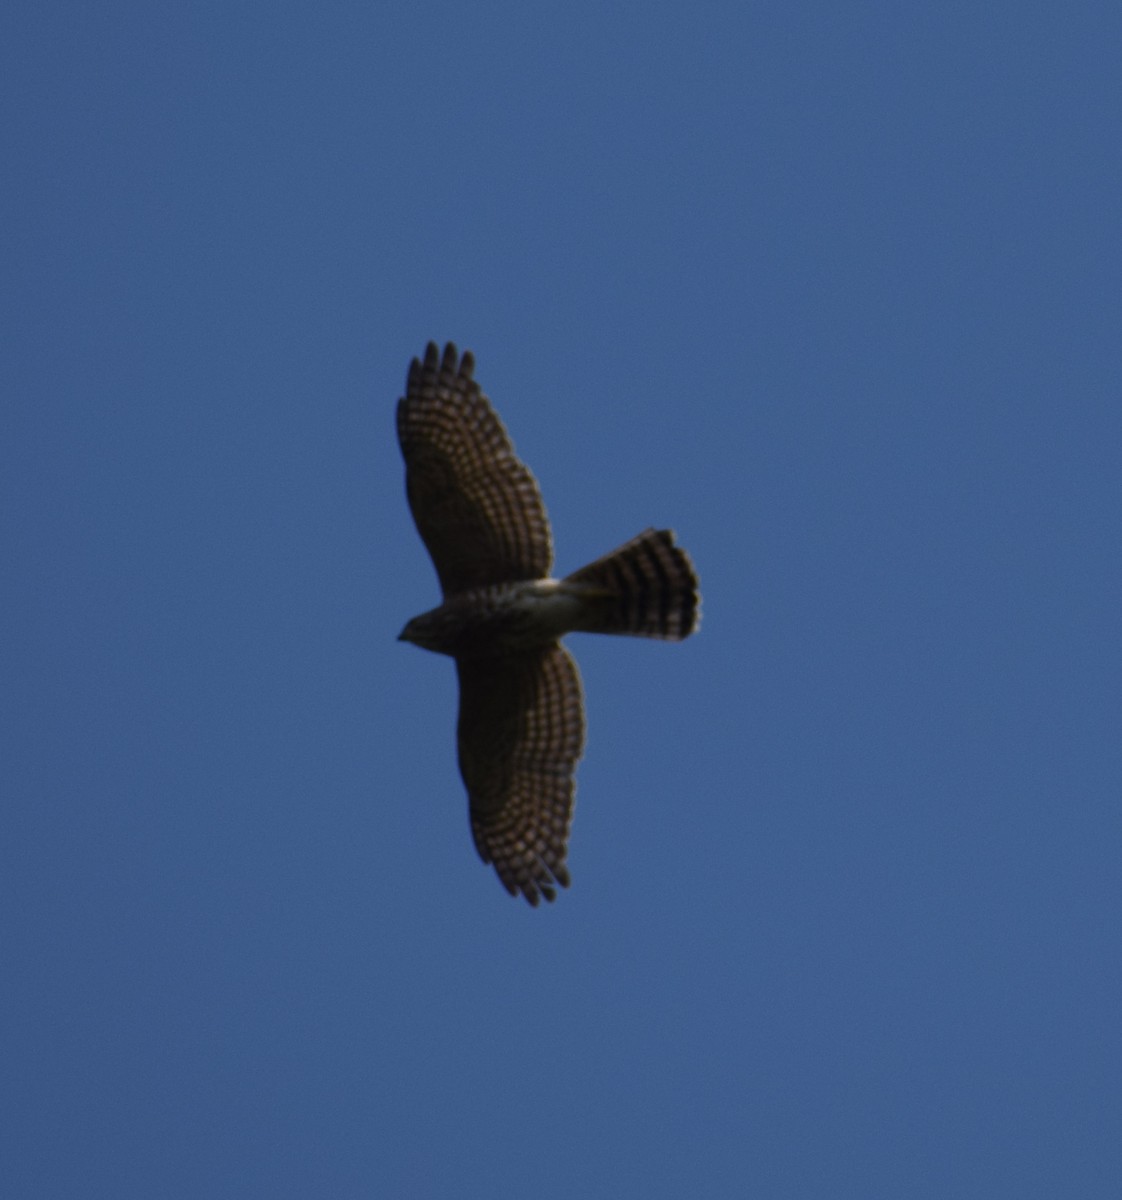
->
[397,342,699,904]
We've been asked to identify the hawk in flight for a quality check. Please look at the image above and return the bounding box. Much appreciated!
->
[397,343,700,904]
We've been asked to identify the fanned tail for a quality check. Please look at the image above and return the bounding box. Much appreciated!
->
[564,528,700,640]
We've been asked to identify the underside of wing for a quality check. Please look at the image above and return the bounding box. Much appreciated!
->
[455,643,585,905]
[397,342,553,594]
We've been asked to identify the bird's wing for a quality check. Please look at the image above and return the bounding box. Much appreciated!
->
[456,643,585,905]
[397,342,553,595]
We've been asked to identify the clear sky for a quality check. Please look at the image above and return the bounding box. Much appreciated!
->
[4,3,1120,1197]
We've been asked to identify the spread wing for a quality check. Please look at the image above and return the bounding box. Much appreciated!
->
[397,342,553,594]
[456,643,585,905]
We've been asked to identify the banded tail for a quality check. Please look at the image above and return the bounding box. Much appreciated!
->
[564,528,700,641]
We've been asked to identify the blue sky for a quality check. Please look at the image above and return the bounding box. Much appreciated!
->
[3,3,1120,1196]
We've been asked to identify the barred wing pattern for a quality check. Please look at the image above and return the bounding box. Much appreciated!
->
[397,342,552,595]
[456,643,585,905]
[397,341,699,905]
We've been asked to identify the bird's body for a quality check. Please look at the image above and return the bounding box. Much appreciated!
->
[399,579,594,657]
[397,342,699,904]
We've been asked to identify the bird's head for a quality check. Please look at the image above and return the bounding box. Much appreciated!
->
[397,608,456,656]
